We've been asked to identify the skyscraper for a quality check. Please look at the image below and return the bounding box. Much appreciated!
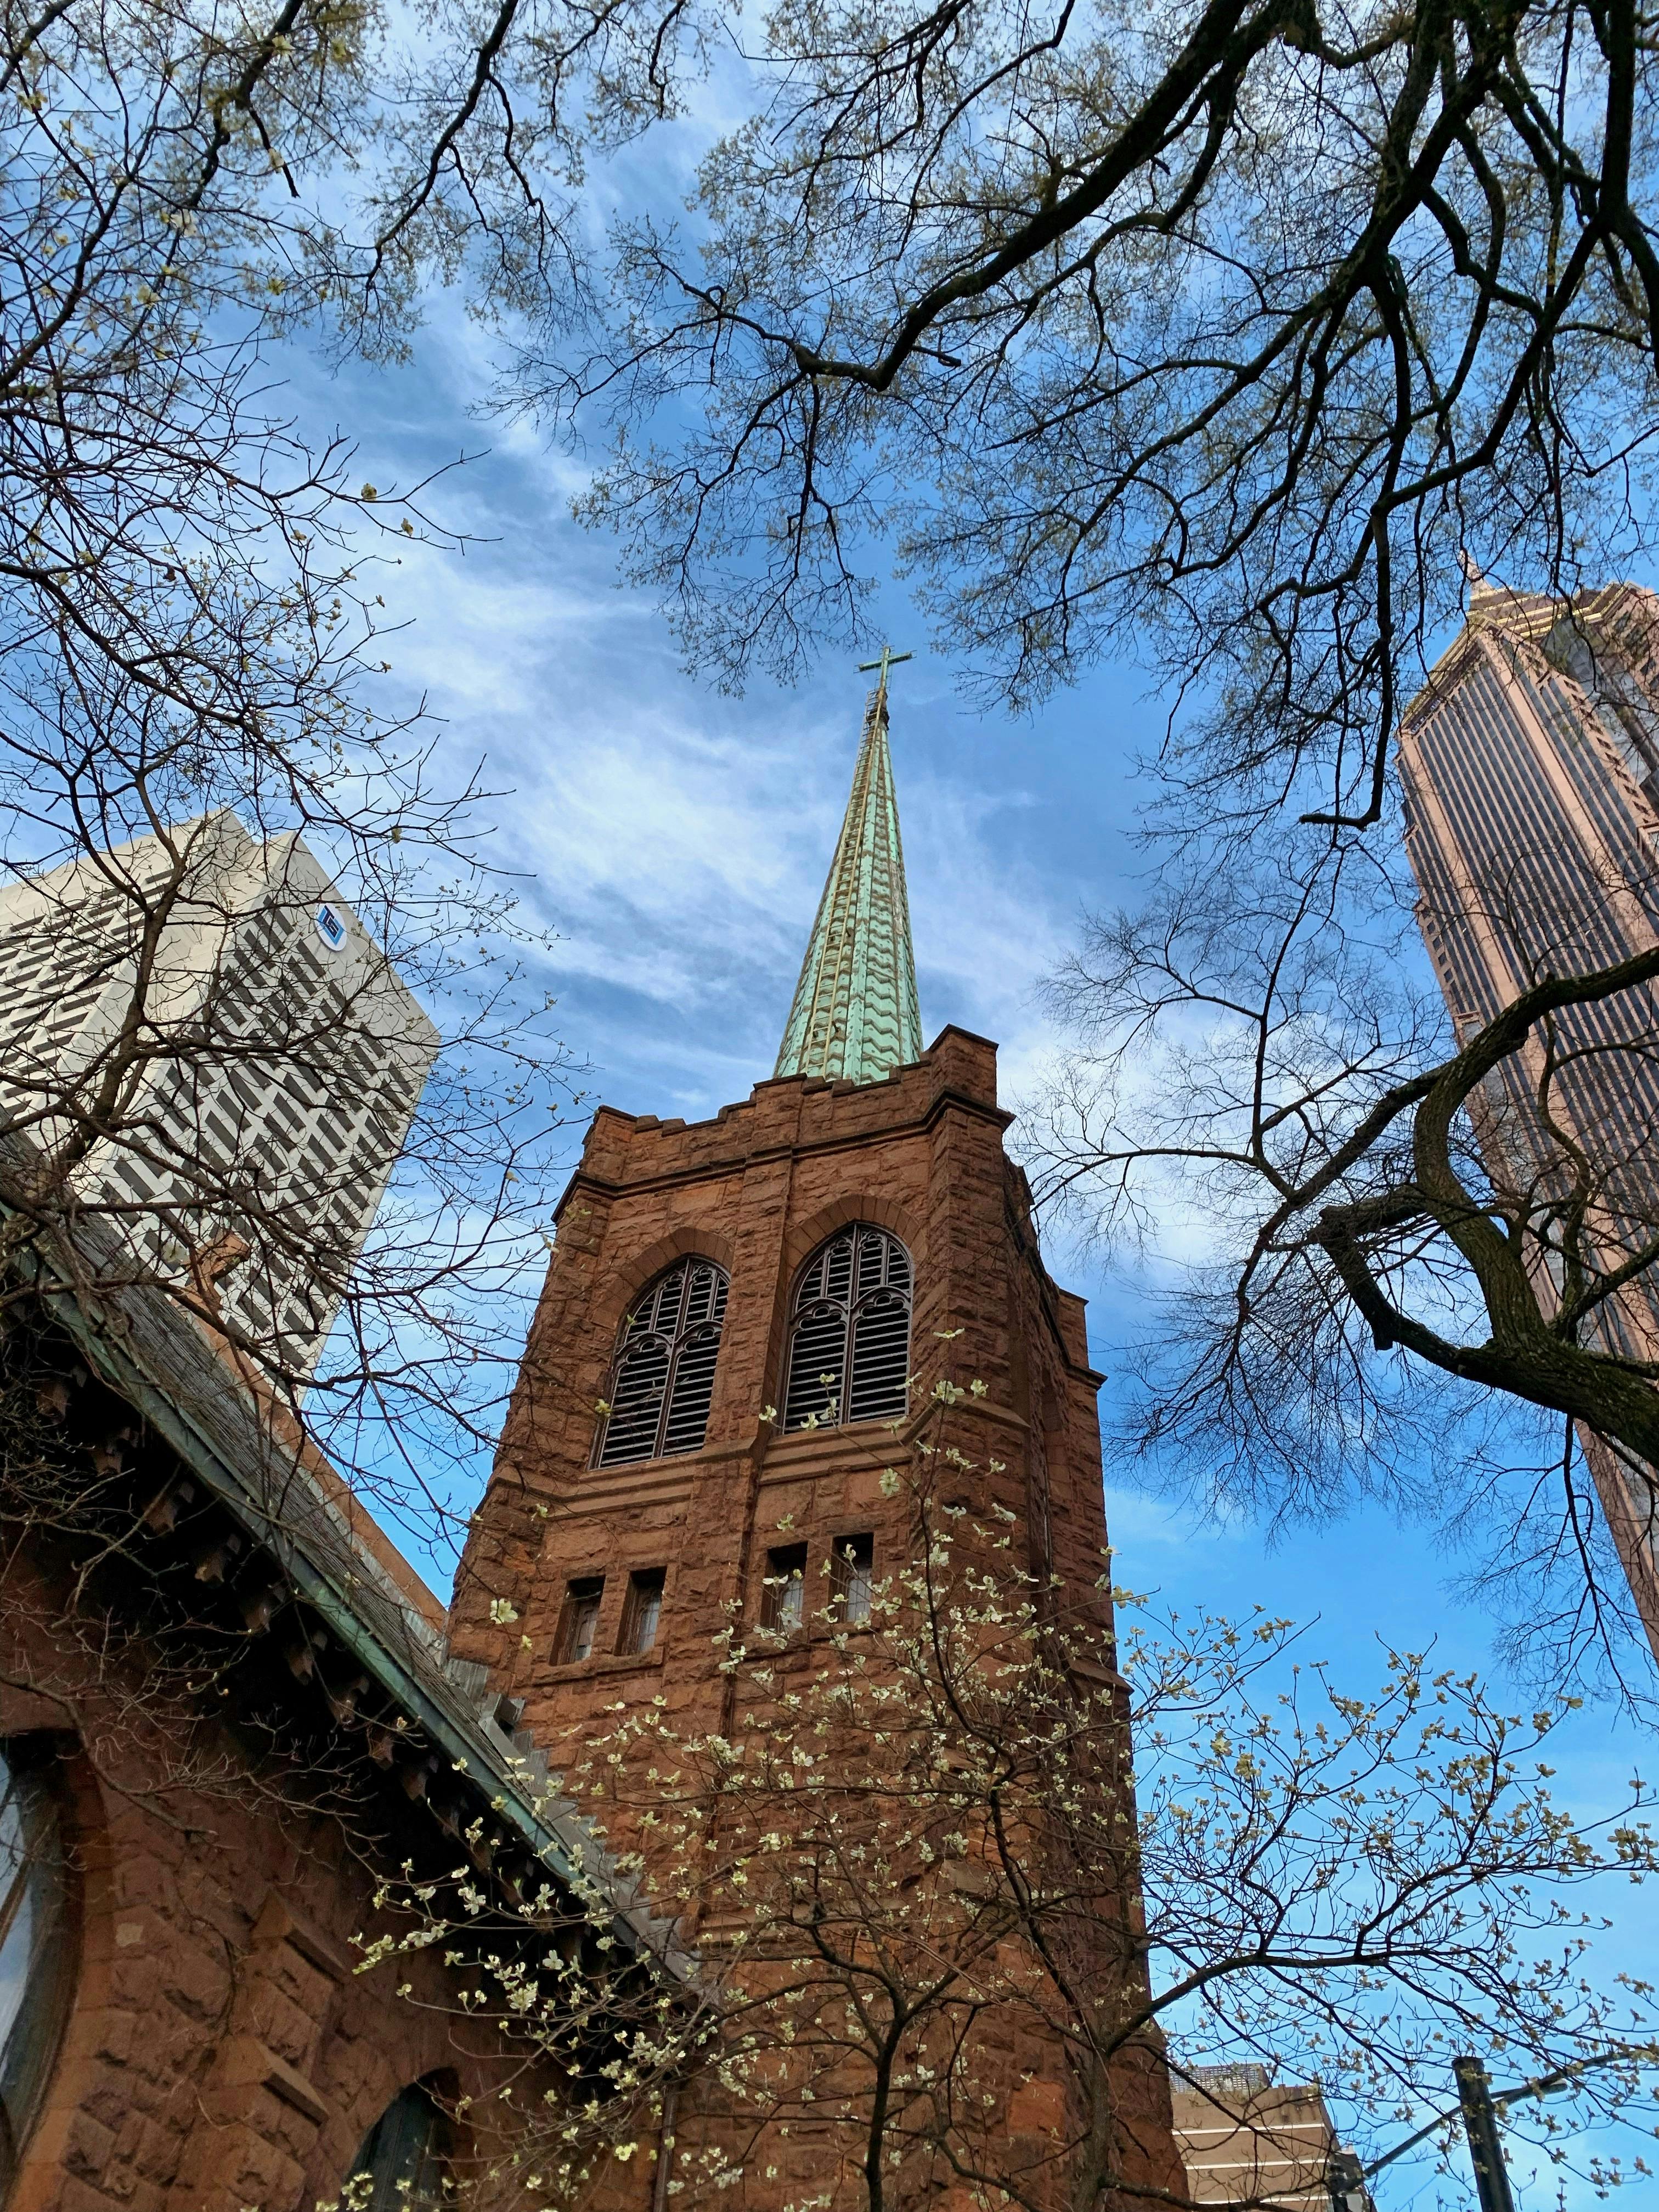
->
[450,663,1185,2210]
[1397,578,1659,1645]
[0,810,438,1374]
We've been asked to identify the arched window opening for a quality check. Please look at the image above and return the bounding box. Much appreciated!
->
[0,1742,74,2207]
[783,1226,912,1431]
[345,2079,452,2211]
[596,1257,730,1468]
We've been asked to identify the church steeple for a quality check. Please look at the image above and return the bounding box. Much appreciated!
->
[775,653,924,1085]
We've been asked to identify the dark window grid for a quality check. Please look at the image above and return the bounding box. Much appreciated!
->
[797,1232,855,1310]
[264,1097,307,1140]
[1564,713,1659,886]
[846,1293,911,1426]
[190,1133,232,1176]
[1468,672,1634,960]
[661,1327,723,1456]
[1435,670,1549,848]
[275,1066,330,1116]
[606,1345,672,1447]
[1423,696,1624,989]
[782,1302,848,1429]
[1409,852,1505,1032]
[1411,741,1537,1121]
[203,1108,240,1153]
[1428,686,1659,1203]
[596,1260,730,1468]
[1442,951,1637,1203]
[1541,1066,1659,1228]
[1550,752,1659,944]
[783,1227,913,1433]
[34,988,108,1047]
[0,948,53,986]
[1402,763,1489,972]
[224,1066,265,1113]
[1417,685,1659,1252]
[1523,644,1659,839]
[1429,688,1567,939]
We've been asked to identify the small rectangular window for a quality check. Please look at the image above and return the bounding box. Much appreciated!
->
[556,1577,605,1663]
[619,1569,666,1655]
[830,1533,874,1626]
[761,1543,808,1633]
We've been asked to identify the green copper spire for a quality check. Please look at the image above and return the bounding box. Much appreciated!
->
[776,657,923,1085]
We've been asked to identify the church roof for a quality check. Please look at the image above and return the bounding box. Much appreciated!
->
[775,669,923,1085]
[0,1125,693,1987]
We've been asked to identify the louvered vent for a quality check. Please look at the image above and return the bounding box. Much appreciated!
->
[783,1226,912,1432]
[847,1291,910,1423]
[662,1325,722,1455]
[596,1259,730,1467]
[783,1302,848,1429]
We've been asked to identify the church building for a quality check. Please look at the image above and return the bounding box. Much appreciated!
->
[450,661,1186,2211]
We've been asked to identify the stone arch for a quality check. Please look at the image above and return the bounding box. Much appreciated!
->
[311,1976,467,2200]
[587,1224,738,1347]
[779,1193,922,1285]
[336,2065,461,2210]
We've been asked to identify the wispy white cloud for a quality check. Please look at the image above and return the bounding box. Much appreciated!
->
[331,357,1117,1128]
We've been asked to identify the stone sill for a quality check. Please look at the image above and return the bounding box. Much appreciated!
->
[732,1624,874,1671]
[543,1646,667,1685]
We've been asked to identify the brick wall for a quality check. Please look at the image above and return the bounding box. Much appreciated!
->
[452,1032,1116,1699]
[450,1028,1185,2211]
[0,1547,546,2212]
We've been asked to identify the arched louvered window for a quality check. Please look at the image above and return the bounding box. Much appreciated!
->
[595,1257,730,1467]
[345,2079,452,2211]
[783,1226,912,1431]
[0,1742,74,2206]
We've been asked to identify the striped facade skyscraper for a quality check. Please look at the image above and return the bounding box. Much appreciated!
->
[0,810,438,1374]
[1398,578,1659,1648]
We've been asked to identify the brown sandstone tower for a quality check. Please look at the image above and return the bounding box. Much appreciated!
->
[450,662,1183,2211]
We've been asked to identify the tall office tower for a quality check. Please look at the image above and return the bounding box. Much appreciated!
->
[1397,578,1659,1646]
[0,810,438,1375]
[450,665,1186,2212]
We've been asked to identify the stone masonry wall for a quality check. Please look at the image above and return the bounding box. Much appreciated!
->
[0,1543,528,2212]
[449,1028,1186,2211]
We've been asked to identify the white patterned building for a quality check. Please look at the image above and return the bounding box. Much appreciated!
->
[0,811,438,1374]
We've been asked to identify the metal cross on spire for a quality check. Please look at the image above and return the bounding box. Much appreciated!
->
[857,645,912,702]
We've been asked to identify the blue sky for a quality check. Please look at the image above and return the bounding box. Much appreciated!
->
[289,283,1659,2203]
